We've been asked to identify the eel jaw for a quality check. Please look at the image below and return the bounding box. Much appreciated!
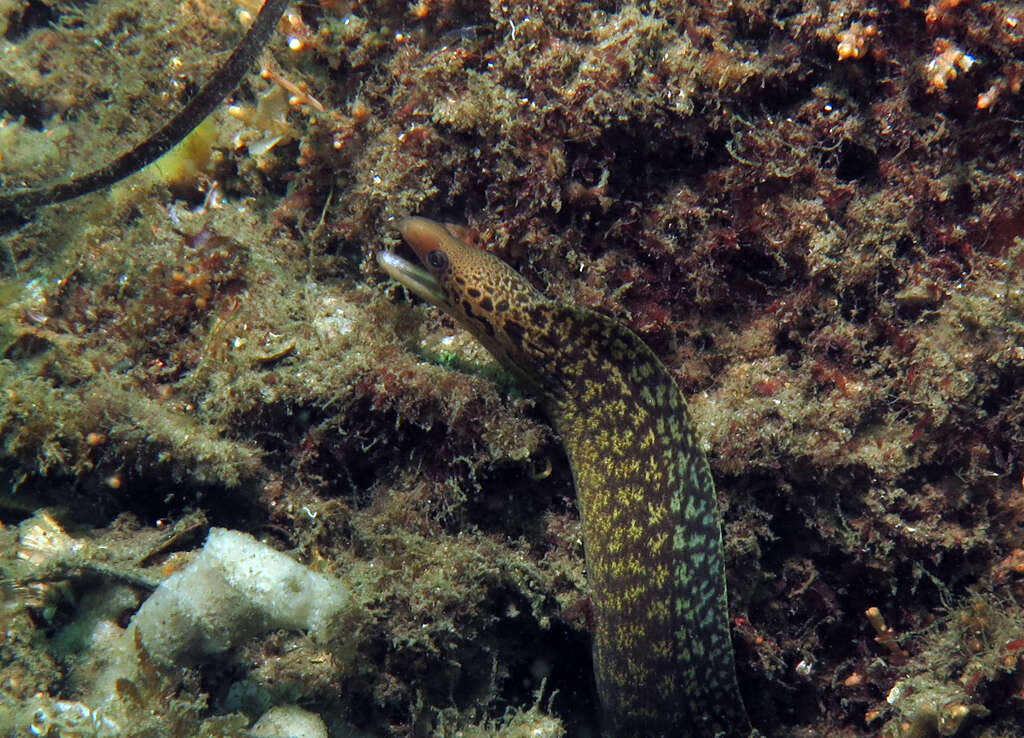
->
[376,250,447,308]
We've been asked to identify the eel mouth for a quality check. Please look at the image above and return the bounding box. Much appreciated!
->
[376,249,446,307]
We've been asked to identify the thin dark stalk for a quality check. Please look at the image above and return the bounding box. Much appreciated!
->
[0,0,291,218]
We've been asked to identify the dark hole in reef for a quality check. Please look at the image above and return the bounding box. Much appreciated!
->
[893,234,915,259]
[719,242,804,305]
[838,280,883,324]
[771,0,808,24]
[465,441,574,544]
[726,4,773,40]
[3,332,52,360]
[250,401,428,505]
[0,467,40,524]
[557,126,705,227]
[823,339,848,363]
[488,590,574,699]
[202,659,254,714]
[950,180,974,214]
[835,140,879,182]
[102,472,258,530]
[543,619,600,734]
[296,0,323,31]
[980,371,1023,416]
[3,0,55,40]
[693,332,716,352]
[775,328,804,367]
[0,70,47,128]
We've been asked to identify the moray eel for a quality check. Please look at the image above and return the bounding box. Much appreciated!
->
[378,217,751,737]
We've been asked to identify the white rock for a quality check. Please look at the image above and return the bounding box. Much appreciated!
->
[132,528,349,665]
[251,705,328,738]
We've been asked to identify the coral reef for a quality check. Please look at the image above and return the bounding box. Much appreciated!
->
[1,0,1023,735]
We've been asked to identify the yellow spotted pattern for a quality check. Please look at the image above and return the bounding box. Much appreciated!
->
[398,220,751,738]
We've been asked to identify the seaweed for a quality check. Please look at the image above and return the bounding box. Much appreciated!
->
[0,0,290,221]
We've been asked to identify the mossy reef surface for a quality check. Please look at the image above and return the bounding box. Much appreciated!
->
[1,0,1024,735]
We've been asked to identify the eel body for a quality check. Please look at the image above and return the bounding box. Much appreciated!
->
[378,217,750,737]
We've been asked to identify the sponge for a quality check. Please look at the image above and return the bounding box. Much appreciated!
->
[132,528,349,666]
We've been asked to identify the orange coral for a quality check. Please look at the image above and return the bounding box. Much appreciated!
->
[836,22,877,61]
[925,38,976,91]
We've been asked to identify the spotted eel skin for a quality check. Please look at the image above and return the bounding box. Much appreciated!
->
[378,217,751,737]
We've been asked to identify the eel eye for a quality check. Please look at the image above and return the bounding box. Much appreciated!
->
[427,250,449,270]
